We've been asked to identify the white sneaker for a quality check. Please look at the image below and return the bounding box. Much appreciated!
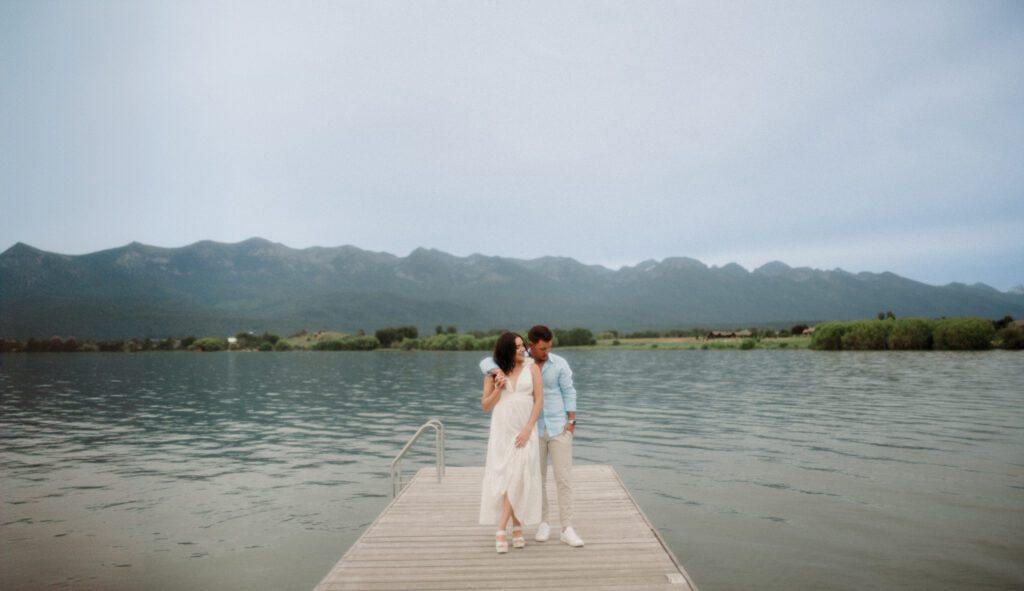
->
[560,526,584,547]
[534,522,550,542]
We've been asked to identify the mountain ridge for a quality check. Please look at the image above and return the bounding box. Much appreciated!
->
[2,239,1021,339]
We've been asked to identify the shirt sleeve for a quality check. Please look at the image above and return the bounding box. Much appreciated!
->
[558,361,577,412]
[479,356,498,375]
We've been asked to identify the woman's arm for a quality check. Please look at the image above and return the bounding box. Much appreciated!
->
[481,375,501,412]
[480,356,508,390]
[515,365,544,447]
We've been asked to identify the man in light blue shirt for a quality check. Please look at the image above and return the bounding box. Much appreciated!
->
[480,325,584,547]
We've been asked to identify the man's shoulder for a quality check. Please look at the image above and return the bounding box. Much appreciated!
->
[548,352,571,367]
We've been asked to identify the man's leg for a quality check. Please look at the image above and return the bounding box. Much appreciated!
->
[548,431,573,529]
[535,434,552,542]
[538,434,551,523]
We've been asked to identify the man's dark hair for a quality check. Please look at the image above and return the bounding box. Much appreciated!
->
[527,325,553,344]
[493,332,522,375]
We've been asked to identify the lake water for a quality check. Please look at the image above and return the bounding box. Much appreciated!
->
[1,351,1022,591]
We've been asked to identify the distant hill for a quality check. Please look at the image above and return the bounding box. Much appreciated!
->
[2,238,1022,339]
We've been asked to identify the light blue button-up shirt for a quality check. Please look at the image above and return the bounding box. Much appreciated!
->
[479,352,577,438]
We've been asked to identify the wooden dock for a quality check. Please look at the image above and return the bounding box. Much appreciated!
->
[315,464,698,591]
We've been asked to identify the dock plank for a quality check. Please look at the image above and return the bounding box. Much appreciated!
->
[315,465,697,591]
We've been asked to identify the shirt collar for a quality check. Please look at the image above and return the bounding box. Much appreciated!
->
[527,349,554,365]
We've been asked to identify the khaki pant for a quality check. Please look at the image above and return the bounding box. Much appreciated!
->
[538,430,573,528]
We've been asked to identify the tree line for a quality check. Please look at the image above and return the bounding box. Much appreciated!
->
[599,325,813,339]
[0,326,600,352]
[4,317,1019,353]
[810,316,1022,351]
[0,332,297,353]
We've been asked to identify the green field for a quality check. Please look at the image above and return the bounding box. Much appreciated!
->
[283,330,353,349]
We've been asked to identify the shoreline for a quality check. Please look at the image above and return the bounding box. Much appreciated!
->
[0,336,814,353]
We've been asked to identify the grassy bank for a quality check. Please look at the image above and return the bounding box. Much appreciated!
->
[6,317,1020,353]
[583,336,813,350]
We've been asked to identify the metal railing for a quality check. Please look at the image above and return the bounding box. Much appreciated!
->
[390,418,445,497]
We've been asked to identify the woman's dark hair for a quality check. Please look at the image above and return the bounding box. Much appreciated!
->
[493,332,522,375]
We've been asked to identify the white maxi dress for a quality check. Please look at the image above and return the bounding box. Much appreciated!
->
[478,359,543,525]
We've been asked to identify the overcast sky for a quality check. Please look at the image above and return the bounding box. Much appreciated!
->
[2,1,1022,289]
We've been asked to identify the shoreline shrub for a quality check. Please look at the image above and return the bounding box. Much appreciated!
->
[553,328,596,347]
[888,318,934,350]
[841,320,893,350]
[810,322,849,350]
[401,333,498,351]
[375,326,418,348]
[313,336,380,351]
[932,317,994,351]
[995,325,1024,350]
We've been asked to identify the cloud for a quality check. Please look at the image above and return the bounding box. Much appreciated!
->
[1,1,1021,289]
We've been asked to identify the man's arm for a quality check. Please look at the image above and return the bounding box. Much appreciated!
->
[559,361,578,413]
[479,356,498,375]
[480,356,508,389]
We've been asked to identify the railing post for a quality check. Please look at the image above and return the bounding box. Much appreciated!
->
[390,419,445,497]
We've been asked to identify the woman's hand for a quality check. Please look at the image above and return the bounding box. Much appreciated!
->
[515,428,531,448]
[481,375,500,412]
[493,369,507,390]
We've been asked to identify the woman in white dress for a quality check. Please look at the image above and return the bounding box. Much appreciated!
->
[479,332,544,553]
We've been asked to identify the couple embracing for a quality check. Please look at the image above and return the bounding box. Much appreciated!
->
[477,325,584,554]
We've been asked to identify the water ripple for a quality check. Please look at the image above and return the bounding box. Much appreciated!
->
[1,350,1022,591]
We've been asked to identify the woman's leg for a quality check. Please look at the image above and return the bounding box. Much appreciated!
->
[511,512,525,548]
[496,494,512,553]
[499,493,513,530]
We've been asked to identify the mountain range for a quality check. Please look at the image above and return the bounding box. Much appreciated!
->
[1,238,1022,339]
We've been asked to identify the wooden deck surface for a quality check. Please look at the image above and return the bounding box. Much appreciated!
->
[314,464,698,591]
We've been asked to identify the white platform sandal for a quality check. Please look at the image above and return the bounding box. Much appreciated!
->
[495,530,509,554]
[512,526,526,549]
